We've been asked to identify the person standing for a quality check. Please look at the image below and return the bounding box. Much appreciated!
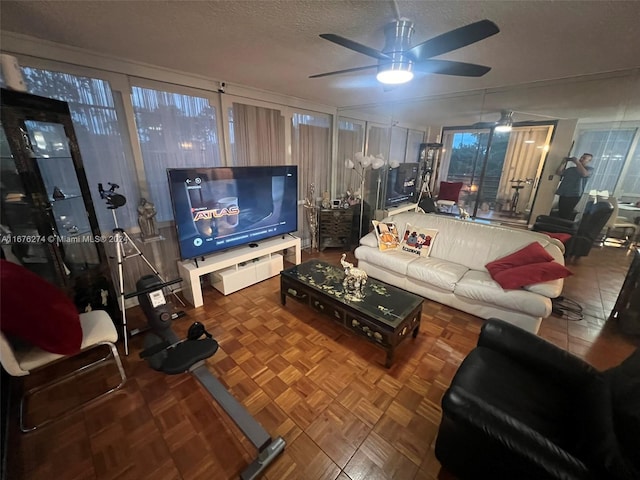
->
[555,153,594,219]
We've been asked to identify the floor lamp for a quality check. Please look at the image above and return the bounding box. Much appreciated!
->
[346,153,385,239]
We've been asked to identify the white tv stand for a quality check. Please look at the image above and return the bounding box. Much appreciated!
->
[177,235,301,307]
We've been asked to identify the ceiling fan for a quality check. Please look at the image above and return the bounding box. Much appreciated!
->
[473,110,515,131]
[472,110,564,131]
[310,19,500,85]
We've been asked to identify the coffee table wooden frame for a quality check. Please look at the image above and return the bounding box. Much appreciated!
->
[280,263,422,367]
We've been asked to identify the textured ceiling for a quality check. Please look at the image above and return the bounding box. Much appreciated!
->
[2,0,640,125]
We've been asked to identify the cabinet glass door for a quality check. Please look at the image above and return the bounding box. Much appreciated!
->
[0,124,59,283]
[24,120,100,272]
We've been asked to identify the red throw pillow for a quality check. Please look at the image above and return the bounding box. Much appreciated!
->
[0,260,82,355]
[485,242,554,277]
[492,262,573,290]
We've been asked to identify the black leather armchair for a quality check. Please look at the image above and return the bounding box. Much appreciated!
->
[533,200,613,258]
[435,319,640,480]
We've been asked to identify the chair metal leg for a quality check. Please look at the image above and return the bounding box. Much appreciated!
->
[19,341,127,433]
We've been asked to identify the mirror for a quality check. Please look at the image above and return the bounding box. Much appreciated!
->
[337,68,640,227]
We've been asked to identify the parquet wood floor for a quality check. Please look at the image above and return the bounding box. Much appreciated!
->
[5,244,639,480]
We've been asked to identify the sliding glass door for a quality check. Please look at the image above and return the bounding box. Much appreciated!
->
[439,128,490,217]
[440,123,554,224]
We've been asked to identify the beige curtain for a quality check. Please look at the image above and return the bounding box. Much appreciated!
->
[291,114,331,248]
[366,124,391,158]
[231,103,285,166]
[497,127,551,209]
[337,122,364,195]
[292,123,331,200]
[365,125,391,207]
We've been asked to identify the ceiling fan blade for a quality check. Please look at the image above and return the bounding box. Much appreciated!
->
[407,19,500,61]
[309,64,378,79]
[319,33,391,60]
[414,59,491,77]
[472,122,496,129]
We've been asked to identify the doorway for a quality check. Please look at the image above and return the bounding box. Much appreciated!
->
[439,123,555,225]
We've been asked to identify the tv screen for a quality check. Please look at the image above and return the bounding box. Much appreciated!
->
[385,162,419,207]
[167,165,298,260]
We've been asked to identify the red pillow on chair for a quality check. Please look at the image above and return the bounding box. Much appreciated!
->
[0,260,82,355]
[438,182,464,202]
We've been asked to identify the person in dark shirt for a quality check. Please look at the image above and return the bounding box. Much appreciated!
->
[555,153,594,219]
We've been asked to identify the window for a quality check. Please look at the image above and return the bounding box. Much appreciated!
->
[291,112,331,200]
[131,86,221,222]
[229,103,285,167]
[365,124,391,208]
[20,67,138,230]
[389,126,408,165]
[406,129,425,163]
[620,139,640,199]
[336,118,365,196]
[573,128,636,193]
[366,124,390,159]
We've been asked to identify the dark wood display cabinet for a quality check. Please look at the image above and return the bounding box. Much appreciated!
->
[319,207,353,251]
[0,88,118,322]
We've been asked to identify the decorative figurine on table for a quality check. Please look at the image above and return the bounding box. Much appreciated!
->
[340,253,367,301]
[321,191,332,210]
[138,197,160,239]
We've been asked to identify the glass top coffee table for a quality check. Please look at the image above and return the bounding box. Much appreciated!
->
[280,260,423,367]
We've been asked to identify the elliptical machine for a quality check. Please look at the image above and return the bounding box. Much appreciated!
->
[136,275,285,479]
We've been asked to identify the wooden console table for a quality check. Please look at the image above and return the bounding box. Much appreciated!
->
[178,235,301,307]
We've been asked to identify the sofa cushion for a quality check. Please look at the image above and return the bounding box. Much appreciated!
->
[354,246,417,276]
[372,220,401,251]
[523,277,565,298]
[407,257,469,292]
[492,262,573,290]
[359,231,379,248]
[398,223,438,257]
[455,270,551,317]
[485,242,554,277]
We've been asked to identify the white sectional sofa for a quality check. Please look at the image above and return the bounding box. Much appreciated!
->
[355,212,566,333]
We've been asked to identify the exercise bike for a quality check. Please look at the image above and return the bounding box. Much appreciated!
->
[136,274,285,479]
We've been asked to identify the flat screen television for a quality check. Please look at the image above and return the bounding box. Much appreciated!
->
[167,165,298,260]
[384,162,419,207]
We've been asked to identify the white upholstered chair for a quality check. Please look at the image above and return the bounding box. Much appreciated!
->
[435,181,464,214]
[604,197,638,244]
[0,310,126,432]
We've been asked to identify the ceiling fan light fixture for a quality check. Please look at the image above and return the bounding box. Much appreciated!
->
[376,62,414,85]
[376,69,413,84]
[495,110,513,132]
